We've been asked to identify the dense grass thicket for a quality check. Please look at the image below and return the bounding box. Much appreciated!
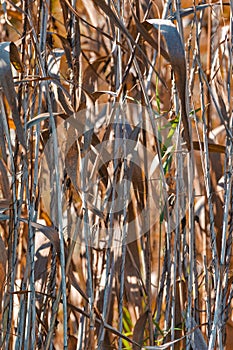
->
[0,0,232,349]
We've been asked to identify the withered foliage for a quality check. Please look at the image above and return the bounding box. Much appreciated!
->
[0,0,232,349]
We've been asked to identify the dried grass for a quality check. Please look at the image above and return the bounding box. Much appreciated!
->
[0,0,232,349]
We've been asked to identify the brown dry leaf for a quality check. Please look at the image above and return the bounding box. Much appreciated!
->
[57,87,74,115]
[31,222,61,253]
[31,221,89,301]
[0,9,22,21]
[92,0,127,36]
[65,126,81,190]
[82,56,108,93]
[145,19,191,151]
[92,0,164,81]
[193,140,225,153]
[0,235,6,276]
[0,160,10,198]
[59,0,69,30]
[226,318,233,350]
[87,328,95,350]
[48,32,72,68]
[61,0,116,43]
[0,42,26,149]
[132,310,148,349]
[9,42,23,72]
[68,335,78,350]
[133,15,170,62]
[0,118,7,162]
[46,46,74,116]
[0,198,10,209]
[85,90,116,103]
[131,161,146,212]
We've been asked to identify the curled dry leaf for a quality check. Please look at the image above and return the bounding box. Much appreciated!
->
[48,32,73,69]
[132,310,148,349]
[9,42,24,72]
[0,42,26,149]
[145,19,191,151]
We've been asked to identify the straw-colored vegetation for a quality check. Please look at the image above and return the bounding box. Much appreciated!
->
[0,0,232,349]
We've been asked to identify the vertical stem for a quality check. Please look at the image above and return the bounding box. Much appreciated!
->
[0,93,18,349]
[25,2,68,346]
[206,0,212,135]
